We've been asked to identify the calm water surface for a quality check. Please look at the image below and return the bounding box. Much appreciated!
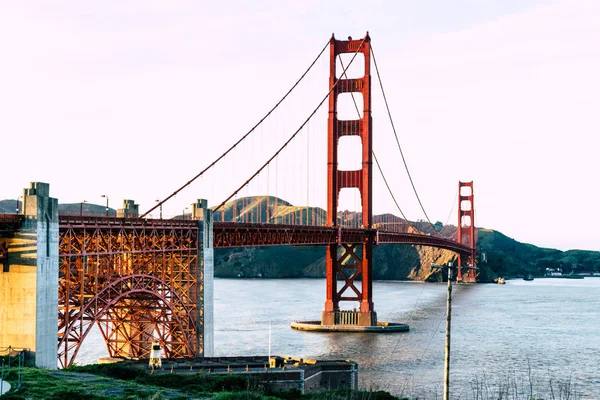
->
[79,278,600,398]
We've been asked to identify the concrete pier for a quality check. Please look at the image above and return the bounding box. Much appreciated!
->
[293,309,408,332]
[192,199,214,357]
[291,320,409,332]
[0,183,59,368]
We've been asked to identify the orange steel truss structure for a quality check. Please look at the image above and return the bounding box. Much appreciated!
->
[457,181,477,282]
[323,33,377,326]
[57,216,201,368]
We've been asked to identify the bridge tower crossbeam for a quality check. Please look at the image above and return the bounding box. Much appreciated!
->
[322,33,377,327]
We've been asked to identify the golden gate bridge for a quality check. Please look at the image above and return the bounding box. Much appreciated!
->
[0,33,476,369]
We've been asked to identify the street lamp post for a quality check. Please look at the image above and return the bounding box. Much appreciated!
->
[155,200,162,219]
[16,196,22,214]
[101,195,109,217]
[80,200,87,216]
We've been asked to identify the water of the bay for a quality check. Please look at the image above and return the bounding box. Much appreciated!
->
[78,278,600,399]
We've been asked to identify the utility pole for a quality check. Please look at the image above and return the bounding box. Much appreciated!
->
[443,263,453,400]
[432,261,478,400]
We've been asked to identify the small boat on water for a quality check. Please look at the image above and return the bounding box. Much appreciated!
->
[523,274,534,281]
[494,277,506,285]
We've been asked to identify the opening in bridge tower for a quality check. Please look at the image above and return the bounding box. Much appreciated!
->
[322,33,376,327]
[457,181,477,283]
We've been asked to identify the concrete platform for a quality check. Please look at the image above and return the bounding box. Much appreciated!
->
[291,321,409,332]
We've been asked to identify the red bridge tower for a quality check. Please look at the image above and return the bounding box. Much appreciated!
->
[322,33,376,326]
[457,181,477,282]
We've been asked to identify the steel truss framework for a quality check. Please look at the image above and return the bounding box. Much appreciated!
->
[58,216,200,368]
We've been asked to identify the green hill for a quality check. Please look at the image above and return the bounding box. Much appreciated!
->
[211,196,600,282]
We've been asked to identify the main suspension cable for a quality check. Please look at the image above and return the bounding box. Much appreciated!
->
[337,57,418,232]
[215,37,368,212]
[140,39,331,218]
[371,45,443,236]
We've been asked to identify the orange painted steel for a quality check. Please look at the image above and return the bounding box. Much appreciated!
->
[324,33,376,325]
[457,181,477,282]
[57,216,201,368]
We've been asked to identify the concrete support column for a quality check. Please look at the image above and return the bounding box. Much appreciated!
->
[192,199,214,357]
[0,182,58,368]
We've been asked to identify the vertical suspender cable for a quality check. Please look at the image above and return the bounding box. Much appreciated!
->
[370,45,446,237]
[338,57,418,232]
[141,40,330,218]
[215,38,368,212]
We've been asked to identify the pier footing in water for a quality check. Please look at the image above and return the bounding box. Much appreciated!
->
[290,321,409,332]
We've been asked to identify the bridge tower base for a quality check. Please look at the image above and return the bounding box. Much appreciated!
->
[0,182,58,369]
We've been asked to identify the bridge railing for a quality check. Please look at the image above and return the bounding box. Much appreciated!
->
[58,215,197,228]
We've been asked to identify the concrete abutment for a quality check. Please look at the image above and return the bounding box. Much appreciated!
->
[0,182,58,368]
[192,199,214,357]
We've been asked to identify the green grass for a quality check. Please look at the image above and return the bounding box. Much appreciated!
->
[2,364,405,400]
[1,367,194,399]
[1,368,104,399]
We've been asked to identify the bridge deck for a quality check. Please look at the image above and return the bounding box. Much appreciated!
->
[2,215,472,254]
[212,222,472,254]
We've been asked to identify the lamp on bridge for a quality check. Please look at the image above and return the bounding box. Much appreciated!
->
[80,200,87,216]
[101,194,109,217]
[155,199,162,219]
[16,195,22,214]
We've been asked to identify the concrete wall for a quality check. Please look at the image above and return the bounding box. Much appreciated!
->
[0,182,58,369]
[192,199,214,357]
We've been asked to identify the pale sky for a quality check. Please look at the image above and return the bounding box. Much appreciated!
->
[1,1,599,251]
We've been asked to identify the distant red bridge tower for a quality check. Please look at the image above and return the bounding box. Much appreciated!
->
[457,181,477,282]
